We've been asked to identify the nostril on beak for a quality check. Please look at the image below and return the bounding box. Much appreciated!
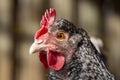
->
[37,40,44,44]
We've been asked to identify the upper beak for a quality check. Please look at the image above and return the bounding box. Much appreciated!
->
[29,40,45,54]
[29,40,57,54]
[29,42,39,54]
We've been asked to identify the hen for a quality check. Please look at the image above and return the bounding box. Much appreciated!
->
[29,8,115,80]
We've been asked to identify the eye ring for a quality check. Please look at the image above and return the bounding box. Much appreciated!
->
[56,32,65,40]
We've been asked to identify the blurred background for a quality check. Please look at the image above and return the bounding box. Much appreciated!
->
[0,0,120,80]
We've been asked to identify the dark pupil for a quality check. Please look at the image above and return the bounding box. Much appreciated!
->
[57,33,63,38]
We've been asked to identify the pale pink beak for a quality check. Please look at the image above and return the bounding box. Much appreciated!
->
[29,40,44,54]
[29,40,57,54]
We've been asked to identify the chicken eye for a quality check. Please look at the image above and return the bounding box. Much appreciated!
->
[56,32,65,40]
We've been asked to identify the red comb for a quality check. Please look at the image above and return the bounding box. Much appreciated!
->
[40,8,56,28]
[35,8,56,39]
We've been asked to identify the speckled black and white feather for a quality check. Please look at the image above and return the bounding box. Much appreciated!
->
[48,18,115,80]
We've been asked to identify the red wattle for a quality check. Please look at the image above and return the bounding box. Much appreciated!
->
[39,52,48,69]
[47,50,65,70]
[39,50,65,70]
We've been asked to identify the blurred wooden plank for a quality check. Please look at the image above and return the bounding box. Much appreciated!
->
[0,56,13,80]
[16,41,46,80]
[78,1,100,36]
[105,12,120,80]
[0,0,13,80]
[0,0,12,29]
[50,0,78,24]
[17,0,41,36]
[0,32,13,80]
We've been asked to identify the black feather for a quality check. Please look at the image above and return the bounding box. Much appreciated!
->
[48,18,115,80]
